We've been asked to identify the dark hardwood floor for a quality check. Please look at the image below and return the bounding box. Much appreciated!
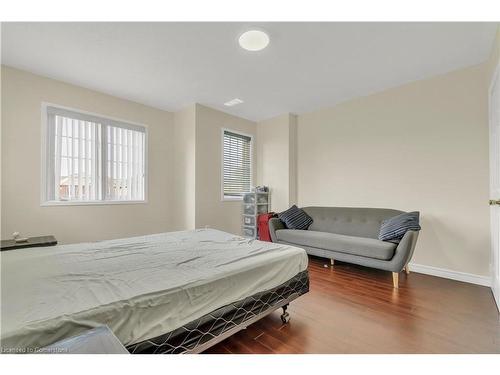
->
[205,256,500,354]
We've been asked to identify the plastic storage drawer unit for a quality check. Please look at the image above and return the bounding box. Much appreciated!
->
[243,215,256,226]
[242,191,270,239]
[243,226,256,238]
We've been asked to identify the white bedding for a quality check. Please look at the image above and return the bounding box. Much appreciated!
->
[0,229,308,351]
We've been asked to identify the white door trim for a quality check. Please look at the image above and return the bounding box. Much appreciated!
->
[488,61,500,312]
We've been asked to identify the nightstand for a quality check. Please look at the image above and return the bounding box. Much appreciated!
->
[0,235,57,251]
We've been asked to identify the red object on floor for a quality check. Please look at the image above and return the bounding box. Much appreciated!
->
[257,213,276,242]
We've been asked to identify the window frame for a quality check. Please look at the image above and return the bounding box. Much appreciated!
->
[40,102,149,206]
[220,128,254,202]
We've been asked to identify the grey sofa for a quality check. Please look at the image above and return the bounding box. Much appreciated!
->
[269,206,419,288]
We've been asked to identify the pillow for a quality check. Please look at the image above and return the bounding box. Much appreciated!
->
[278,205,313,230]
[379,211,421,242]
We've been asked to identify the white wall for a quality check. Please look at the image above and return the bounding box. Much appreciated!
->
[297,63,491,277]
[173,104,196,230]
[257,113,297,212]
[170,104,258,235]
[289,114,298,208]
[195,104,257,234]
[1,66,175,244]
[486,26,500,82]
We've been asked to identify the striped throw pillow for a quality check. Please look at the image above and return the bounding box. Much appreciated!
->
[278,205,313,230]
[378,211,421,242]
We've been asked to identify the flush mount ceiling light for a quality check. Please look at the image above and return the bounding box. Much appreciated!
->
[238,30,270,51]
[224,98,244,107]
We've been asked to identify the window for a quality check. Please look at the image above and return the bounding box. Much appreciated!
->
[222,129,252,200]
[43,105,147,204]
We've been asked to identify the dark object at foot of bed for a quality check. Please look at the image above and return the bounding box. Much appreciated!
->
[127,270,309,354]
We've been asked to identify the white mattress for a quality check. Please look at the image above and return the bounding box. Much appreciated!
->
[1,229,308,350]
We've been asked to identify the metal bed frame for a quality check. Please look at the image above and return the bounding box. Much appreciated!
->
[127,270,309,354]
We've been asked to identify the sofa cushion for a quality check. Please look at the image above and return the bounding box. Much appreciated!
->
[379,211,421,242]
[275,229,397,261]
[278,205,313,230]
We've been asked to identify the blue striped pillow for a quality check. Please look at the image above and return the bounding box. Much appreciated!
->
[278,205,313,230]
[379,211,421,242]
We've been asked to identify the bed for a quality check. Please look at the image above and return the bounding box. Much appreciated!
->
[1,229,309,353]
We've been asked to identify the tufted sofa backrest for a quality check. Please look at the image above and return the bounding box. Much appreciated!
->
[301,206,405,239]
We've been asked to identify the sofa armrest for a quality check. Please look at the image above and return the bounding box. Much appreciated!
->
[269,217,285,243]
[390,230,420,272]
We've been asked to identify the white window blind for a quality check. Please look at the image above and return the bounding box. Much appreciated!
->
[222,130,252,199]
[44,106,146,203]
[106,124,146,201]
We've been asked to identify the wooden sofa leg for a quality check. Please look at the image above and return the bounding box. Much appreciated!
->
[405,265,410,275]
[330,259,335,266]
[392,272,399,289]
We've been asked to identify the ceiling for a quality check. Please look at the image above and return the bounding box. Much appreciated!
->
[1,22,497,121]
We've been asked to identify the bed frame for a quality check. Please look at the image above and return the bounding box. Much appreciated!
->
[126,270,309,354]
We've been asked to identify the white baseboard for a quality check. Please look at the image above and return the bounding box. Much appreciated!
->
[408,262,491,287]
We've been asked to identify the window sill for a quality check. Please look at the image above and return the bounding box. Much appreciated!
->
[221,196,243,202]
[41,200,147,207]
